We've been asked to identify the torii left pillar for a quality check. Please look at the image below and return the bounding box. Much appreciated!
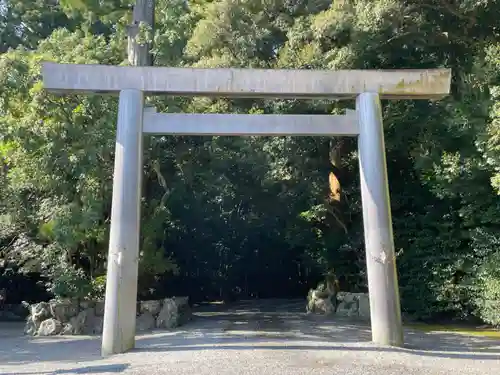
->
[101,89,144,355]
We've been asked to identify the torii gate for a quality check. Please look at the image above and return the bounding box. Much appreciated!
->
[41,62,451,355]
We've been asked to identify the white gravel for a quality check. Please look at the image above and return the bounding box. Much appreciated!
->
[1,300,499,375]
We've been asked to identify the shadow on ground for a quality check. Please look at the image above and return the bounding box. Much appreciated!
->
[0,299,499,369]
[10,364,130,374]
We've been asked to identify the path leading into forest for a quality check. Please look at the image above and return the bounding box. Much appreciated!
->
[0,299,499,375]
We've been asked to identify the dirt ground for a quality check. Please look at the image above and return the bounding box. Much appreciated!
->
[0,299,499,375]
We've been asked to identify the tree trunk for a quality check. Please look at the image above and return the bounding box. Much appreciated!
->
[128,0,155,67]
[327,138,347,233]
[128,0,155,297]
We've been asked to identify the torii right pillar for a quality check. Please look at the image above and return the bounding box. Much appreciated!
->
[357,92,403,346]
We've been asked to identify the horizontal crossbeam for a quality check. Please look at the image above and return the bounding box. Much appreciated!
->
[143,111,358,136]
[42,62,451,100]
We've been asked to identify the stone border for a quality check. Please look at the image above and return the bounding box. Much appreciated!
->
[307,291,371,319]
[23,297,191,336]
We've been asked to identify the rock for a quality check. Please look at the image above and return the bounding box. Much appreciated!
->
[61,323,75,335]
[336,292,370,319]
[306,289,335,315]
[23,298,177,335]
[305,290,370,318]
[305,275,340,315]
[136,311,156,332]
[94,301,105,317]
[336,292,362,317]
[37,318,62,336]
[140,300,162,316]
[23,301,52,336]
[173,296,192,324]
[156,298,180,329]
[312,296,336,315]
[28,302,51,324]
[358,294,370,318]
[173,296,189,306]
[90,316,103,335]
[62,313,101,335]
[70,308,96,335]
[50,300,79,323]
[24,317,37,336]
[79,301,95,310]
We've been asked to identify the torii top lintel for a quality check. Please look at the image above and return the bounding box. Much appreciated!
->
[41,62,451,100]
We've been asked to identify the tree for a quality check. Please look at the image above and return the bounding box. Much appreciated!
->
[1,0,500,325]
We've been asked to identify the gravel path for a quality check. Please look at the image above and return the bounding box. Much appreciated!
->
[1,299,499,375]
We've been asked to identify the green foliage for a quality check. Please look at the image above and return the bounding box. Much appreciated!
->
[59,0,134,24]
[1,0,500,324]
[88,275,107,301]
[46,256,107,301]
[468,229,500,326]
[48,261,92,300]
[0,0,81,53]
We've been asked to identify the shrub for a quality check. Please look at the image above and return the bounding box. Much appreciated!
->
[474,251,500,326]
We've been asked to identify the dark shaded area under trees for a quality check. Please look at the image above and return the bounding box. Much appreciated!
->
[1,0,500,326]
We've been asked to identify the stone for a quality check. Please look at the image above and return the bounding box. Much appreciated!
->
[305,274,340,315]
[335,292,370,319]
[156,298,180,329]
[28,302,52,324]
[336,292,359,317]
[79,301,96,310]
[61,323,75,335]
[94,301,105,317]
[173,296,192,324]
[50,300,79,323]
[90,316,103,335]
[306,289,335,315]
[173,296,189,306]
[23,301,52,335]
[311,296,335,315]
[305,290,370,318]
[23,298,176,335]
[357,294,370,319]
[140,300,162,316]
[37,318,62,336]
[69,308,96,335]
[59,313,102,335]
[136,311,156,332]
[24,317,37,336]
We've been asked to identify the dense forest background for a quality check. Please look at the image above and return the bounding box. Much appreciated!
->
[1,0,500,325]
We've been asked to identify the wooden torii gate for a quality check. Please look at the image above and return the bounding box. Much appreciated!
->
[41,62,451,355]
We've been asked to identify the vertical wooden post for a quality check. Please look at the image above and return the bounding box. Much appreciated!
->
[102,89,144,355]
[357,92,404,347]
